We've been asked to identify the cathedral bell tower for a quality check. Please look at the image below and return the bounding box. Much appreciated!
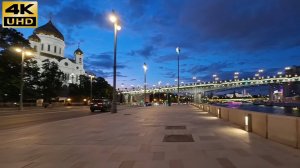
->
[74,46,84,65]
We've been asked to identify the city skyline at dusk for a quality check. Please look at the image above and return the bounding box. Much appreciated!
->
[6,0,300,88]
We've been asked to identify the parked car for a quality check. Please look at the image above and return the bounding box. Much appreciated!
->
[145,102,152,106]
[90,99,111,112]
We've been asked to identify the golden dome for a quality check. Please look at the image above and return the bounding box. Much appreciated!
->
[34,20,64,41]
[74,48,83,55]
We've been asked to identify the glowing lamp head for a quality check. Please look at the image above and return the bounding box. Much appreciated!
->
[285,67,291,70]
[25,51,32,56]
[176,47,180,54]
[15,48,22,53]
[143,63,147,71]
[258,69,264,73]
[116,25,121,31]
[109,14,117,23]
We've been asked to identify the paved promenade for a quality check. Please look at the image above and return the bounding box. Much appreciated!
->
[0,105,299,168]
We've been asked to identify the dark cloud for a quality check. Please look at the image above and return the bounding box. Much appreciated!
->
[178,0,300,51]
[85,52,127,70]
[39,0,62,5]
[163,71,176,79]
[129,45,155,58]
[127,0,149,17]
[154,53,190,63]
[51,1,108,29]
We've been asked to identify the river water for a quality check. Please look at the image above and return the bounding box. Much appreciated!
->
[215,103,300,117]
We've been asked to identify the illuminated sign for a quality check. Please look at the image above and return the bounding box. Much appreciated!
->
[2,1,38,28]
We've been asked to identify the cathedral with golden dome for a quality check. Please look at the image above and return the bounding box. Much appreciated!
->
[28,20,85,85]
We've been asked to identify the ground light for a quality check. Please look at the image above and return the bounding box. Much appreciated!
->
[245,114,252,132]
[15,47,32,111]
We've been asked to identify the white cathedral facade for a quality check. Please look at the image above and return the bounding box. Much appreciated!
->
[28,20,86,85]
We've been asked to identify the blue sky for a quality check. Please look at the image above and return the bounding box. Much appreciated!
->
[2,0,300,89]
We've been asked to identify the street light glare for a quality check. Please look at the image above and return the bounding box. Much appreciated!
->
[15,48,22,53]
[117,25,121,31]
[25,51,32,56]
[143,63,147,71]
[109,14,117,23]
[176,47,180,54]
[285,67,291,70]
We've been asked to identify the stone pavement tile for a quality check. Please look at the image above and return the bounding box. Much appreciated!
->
[108,153,123,162]
[0,162,35,168]
[121,152,153,161]
[231,148,251,157]
[114,145,139,153]
[33,161,120,168]
[139,144,151,152]
[216,158,237,168]
[259,155,283,167]
[1,105,300,168]
[133,161,168,168]
[183,157,223,168]
[152,152,165,160]
[119,160,135,168]
[169,159,184,168]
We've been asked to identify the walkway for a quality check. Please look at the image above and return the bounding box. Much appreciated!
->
[0,105,299,168]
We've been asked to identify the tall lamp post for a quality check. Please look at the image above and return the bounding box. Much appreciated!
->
[15,47,32,111]
[176,47,180,104]
[158,81,161,103]
[234,72,239,81]
[109,11,121,113]
[89,75,94,100]
[143,63,148,104]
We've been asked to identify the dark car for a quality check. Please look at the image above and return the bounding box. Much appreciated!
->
[90,99,111,112]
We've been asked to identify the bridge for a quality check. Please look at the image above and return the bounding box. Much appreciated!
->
[121,75,300,104]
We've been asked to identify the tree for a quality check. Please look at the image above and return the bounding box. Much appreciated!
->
[0,27,39,102]
[79,75,91,97]
[93,77,113,99]
[40,60,63,102]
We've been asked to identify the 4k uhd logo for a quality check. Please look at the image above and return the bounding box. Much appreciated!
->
[2,1,38,28]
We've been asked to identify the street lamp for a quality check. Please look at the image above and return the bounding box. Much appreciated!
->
[15,47,32,110]
[143,63,148,104]
[158,81,162,103]
[234,72,239,80]
[176,47,180,104]
[109,11,121,113]
[88,75,94,100]
[192,76,196,84]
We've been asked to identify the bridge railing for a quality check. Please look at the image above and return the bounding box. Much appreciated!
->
[191,103,300,149]
[123,76,300,94]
